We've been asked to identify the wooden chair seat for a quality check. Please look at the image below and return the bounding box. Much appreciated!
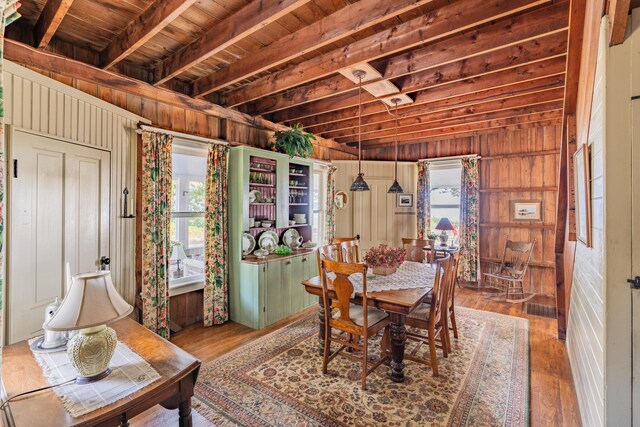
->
[407,302,431,321]
[334,304,388,327]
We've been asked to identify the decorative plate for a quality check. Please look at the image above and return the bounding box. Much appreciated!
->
[242,233,256,256]
[302,241,317,249]
[282,228,301,248]
[249,190,262,203]
[259,231,279,253]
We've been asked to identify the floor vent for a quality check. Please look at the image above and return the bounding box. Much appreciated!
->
[523,303,557,319]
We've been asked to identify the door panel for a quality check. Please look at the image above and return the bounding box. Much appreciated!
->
[9,131,110,343]
[264,261,282,326]
[632,99,640,421]
[352,178,394,251]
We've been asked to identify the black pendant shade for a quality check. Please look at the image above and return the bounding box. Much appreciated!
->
[350,173,370,192]
[387,179,404,193]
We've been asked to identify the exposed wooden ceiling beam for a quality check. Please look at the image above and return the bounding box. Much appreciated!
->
[153,0,311,86]
[100,0,198,69]
[359,113,563,147]
[202,0,550,100]
[362,120,561,151]
[236,0,569,113]
[4,39,355,156]
[324,89,565,140]
[335,102,563,143]
[34,0,75,49]
[304,74,565,131]
[609,0,632,45]
[268,45,567,123]
[191,0,437,97]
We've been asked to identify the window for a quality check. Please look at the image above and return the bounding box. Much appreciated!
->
[430,161,462,244]
[312,167,328,244]
[169,143,208,289]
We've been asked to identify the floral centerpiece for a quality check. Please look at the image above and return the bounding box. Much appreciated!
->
[364,244,407,276]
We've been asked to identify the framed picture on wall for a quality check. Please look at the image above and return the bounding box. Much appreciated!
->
[397,194,413,207]
[511,200,543,221]
[574,143,592,247]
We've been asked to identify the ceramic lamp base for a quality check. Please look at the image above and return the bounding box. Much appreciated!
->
[67,325,117,382]
[439,231,448,245]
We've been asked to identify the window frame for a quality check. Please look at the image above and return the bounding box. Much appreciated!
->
[312,165,328,244]
[169,141,208,291]
[429,161,463,236]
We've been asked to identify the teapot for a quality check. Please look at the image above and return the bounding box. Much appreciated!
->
[291,236,303,249]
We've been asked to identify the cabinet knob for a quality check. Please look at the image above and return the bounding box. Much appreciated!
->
[286,261,292,265]
[302,257,307,262]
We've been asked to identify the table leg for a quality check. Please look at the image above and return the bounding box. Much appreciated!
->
[389,313,407,383]
[178,398,193,427]
[318,296,331,355]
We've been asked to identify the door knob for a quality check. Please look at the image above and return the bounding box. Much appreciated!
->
[100,256,111,271]
[628,276,640,289]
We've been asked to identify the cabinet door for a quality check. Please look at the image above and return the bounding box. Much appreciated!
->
[263,261,283,326]
[302,254,319,308]
[281,258,293,318]
[290,255,306,313]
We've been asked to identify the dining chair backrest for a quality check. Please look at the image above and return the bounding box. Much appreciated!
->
[402,238,430,263]
[320,259,368,334]
[446,250,460,310]
[499,237,536,279]
[317,244,343,281]
[428,254,451,328]
[340,240,360,264]
[333,236,358,244]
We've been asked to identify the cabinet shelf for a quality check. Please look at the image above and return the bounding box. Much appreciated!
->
[289,173,306,177]
[250,203,275,206]
[289,186,308,190]
[250,182,275,188]
[289,203,308,206]
[288,224,309,227]
[250,168,275,174]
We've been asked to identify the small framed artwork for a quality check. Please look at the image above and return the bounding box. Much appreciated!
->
[397,194,414,208]
[334,191,348,210]
[574,143,592,247]
[511,200,543,222]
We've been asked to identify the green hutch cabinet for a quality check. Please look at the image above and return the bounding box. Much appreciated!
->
[228,146,319,329]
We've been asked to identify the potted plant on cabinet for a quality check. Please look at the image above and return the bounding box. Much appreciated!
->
[273,123,316,158]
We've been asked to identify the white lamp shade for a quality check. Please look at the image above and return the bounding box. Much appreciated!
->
[170,244,187,262]
[45,271,133,331]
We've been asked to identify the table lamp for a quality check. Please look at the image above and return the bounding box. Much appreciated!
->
[44,270,133,384]
[170,244,187,278]
[435,217,455,246]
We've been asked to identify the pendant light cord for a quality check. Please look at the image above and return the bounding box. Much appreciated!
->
[358,74,362,175]
[394,102,399,180]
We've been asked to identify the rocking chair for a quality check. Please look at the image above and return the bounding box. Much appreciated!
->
[483,237,536,303]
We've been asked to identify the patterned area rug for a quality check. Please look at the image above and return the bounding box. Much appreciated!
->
[193,307,529,426]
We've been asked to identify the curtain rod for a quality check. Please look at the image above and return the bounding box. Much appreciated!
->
[417,154,481,162]
[137,124,229,146]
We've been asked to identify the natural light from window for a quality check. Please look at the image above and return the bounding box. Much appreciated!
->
[169,147,207,288]
[430,162,462,244]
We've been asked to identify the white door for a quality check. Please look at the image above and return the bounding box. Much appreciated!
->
[8,130,110,344]
[352,177,395,251]
[632,96,640,423]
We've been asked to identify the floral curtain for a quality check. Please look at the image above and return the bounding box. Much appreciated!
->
[0,1,20,352]
[416,160,430,239]
[325,165,337,245]
[459,157,480,282]
[141,131,173,339]
[204,144,229,326]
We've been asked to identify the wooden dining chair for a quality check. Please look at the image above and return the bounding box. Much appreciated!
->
[319,259,390,390]
[333,236,358,244]
[340,240,360,263]
[443,250,461,353]
[402,238,433,263]
[403,254,452,377]
[316,244,343,282]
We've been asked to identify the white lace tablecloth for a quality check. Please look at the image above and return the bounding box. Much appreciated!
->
[29,339,161,417]
[327,261,436,295]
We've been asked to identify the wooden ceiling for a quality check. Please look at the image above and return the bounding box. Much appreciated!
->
[11,0,580,148]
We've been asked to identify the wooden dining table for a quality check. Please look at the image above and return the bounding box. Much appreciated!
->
[301,261,435,383]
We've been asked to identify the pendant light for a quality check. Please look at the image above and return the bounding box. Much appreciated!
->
[349,69,370,192]
[387,97,404,193]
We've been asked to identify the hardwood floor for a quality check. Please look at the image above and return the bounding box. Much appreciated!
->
[133,287,581,426]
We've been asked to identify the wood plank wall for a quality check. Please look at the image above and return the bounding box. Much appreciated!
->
[364,125,560,298]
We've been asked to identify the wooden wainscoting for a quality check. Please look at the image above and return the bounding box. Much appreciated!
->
[364,124,560,298]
